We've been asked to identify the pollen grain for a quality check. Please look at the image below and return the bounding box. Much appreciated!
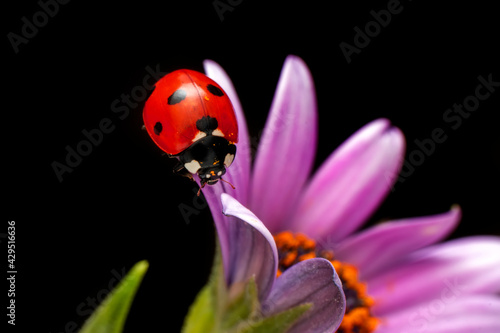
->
[273,231,379,333]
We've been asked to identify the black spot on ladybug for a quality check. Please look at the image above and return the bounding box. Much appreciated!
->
[196,116,218,134]
[207,84,224,97]
[154,122,163,135]
[167,89,187,105]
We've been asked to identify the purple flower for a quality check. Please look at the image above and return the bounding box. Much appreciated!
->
[198,55,500,333]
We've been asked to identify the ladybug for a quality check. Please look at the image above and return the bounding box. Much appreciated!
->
[143,69,238,189]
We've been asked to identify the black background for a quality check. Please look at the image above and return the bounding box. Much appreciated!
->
[4,0,500,332]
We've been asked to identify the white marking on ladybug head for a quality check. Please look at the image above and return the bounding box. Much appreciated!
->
[212,128,224,137]
[192,131,207,142]
[184,160,201,174]
[224,153,235,167]
[217,171,222,176]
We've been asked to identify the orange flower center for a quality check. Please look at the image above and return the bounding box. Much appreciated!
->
[273,231,379,333]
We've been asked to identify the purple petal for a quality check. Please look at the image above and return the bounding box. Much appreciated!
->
[199,183,232,282]
[262,258,346,333]
[199,60,252,286]
[368,236,500,316]
[378,295,500,333]
[221,193,278,300]
[334,206,461,280]
[203,60,250,205]
[249,55,317,233]
[289,119,405,241]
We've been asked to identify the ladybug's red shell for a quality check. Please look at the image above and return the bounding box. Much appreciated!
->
[143,69,238,155]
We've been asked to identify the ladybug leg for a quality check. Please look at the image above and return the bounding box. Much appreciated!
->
[170,159,194,181]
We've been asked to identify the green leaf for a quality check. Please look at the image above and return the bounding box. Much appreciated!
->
[222,276,260,330]
[182,241,226,333]
[79,260,149,333]
[182,240,262,333]
[238,303,312,333]
[181,284,216,333]
[182,237,313,333]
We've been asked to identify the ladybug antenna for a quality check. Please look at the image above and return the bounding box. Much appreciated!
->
[220,177,236,190]
[197,181,206,197]
[197,178,235,196]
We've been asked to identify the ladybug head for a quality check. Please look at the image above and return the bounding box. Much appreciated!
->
[199,164,226,186]
[178,135,237,188]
